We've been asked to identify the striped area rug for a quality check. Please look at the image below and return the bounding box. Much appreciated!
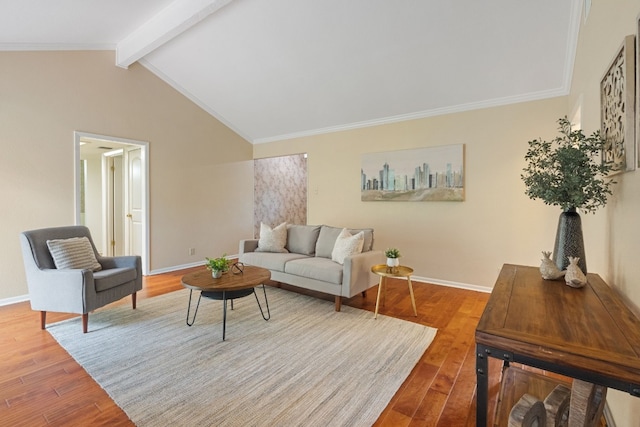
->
[48,287,437,426]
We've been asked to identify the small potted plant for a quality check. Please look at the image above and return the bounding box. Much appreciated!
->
[205,254,231,278]
[385,248,401,271]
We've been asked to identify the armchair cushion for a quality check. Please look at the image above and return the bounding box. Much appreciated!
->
[46,237,102,272]
[94,267,137,292]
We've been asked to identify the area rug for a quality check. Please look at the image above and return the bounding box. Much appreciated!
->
[48,287,437,426]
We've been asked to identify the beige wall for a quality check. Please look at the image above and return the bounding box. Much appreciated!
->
[254,97,567,289]
[1,51,255,301]
[569,0,640,425]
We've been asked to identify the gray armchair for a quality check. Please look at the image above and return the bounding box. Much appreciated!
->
[20,225,142,333]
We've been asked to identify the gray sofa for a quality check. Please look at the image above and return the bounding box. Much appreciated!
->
[239,225,383,311]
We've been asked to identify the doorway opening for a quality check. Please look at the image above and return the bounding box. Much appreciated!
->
[74,132,149,275]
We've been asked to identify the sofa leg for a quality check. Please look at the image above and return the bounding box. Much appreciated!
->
[40,311,46,330]
[82,313,88,333]
[335,296,342,312]
[132,292,137,309]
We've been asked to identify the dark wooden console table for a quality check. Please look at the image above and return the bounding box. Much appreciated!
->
[475,264,640,426]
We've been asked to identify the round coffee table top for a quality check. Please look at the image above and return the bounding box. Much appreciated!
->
[181,265,271,292]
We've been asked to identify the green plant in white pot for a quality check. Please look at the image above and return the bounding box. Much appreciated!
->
[521,117,616,273]
[205,255,231,278]
[385,248,401,270]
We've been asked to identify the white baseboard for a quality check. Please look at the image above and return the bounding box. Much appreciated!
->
[148,260,205,275]
[147,253,239,276]
[0,258,489,307]
[0,294,29,307]
[407,275,492,293]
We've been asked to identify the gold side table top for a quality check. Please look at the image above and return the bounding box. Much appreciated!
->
[371,264,414,278]
[371,264,417,319]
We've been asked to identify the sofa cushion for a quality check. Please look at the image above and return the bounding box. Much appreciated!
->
[331,229,364,265]
[255,222,288,253]
[286,224,321,255]
[240,252,309,272]
[46,237,102,272]
[93,267,136,292]
[284,257,344,285]
[315,226,374,258]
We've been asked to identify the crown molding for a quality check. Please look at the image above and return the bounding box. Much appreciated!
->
[253,88,569,145]
[0,43,114,51]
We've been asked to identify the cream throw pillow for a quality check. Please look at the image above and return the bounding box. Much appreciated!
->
[46,236,102,271]
[331,228,364,265]
[256,222,289,253]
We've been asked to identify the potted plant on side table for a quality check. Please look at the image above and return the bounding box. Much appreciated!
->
[521,116,616,274]
[205,255,231,278]
[385,248,401,273]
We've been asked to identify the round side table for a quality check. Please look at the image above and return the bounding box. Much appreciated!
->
[371,264,418,319]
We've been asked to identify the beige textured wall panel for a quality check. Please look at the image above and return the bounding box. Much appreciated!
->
[1,51,254,300]
[253,154,307,237]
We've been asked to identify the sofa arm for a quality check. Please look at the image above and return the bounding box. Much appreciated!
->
[342,250,385,297]
[239,239,259,255]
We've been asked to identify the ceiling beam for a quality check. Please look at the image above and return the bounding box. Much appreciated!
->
[116,0,233,69]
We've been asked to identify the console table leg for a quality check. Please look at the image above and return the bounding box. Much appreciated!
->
[476,344,489,427]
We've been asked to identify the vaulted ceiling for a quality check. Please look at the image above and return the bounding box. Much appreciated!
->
[1,0,582,143]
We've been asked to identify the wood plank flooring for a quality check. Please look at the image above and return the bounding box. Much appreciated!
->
[1,267,503,426]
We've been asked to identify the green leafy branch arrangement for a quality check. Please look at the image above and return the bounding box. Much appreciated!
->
[205,255,231,272]
[521,117,616,214]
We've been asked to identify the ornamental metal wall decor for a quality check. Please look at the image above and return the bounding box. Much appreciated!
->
[600,35,636,173]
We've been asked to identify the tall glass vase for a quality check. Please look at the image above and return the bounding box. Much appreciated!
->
[552,208,587,274]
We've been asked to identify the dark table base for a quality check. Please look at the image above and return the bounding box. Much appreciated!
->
[185,284,270,340]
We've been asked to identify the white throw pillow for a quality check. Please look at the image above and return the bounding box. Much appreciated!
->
[255,222,289,253]
[46,236,102,271]
[331,228,364,265]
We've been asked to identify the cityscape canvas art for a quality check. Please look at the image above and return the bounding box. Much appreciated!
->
[361,144,464,202]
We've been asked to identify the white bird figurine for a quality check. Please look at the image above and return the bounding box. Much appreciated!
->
[565,256,587,288]
[539,251,565,280]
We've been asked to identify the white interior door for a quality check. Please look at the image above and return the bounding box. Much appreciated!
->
[125,147,143,256]
[105,152,125,256]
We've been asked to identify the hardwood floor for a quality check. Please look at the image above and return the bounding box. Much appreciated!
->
[1,267,503,426]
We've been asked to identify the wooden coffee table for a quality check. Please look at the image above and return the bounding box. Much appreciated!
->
[181,265,271,340]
